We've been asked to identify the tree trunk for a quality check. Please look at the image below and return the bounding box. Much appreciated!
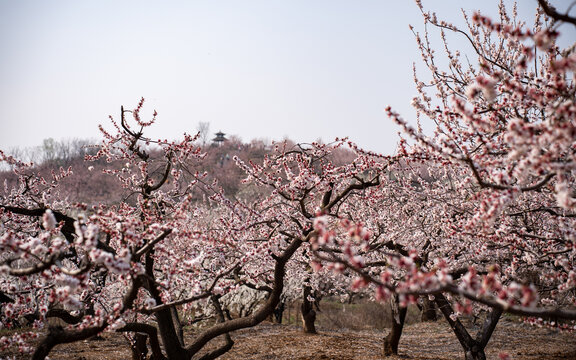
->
[130,333,148,360]
[197,296,235,360]
[421,296,438,322]
[383,294,407,356]
[185,237,305,357]
[434,293,502,360]
[301,285,317,333]
[273,299,286,324]
[118,323,166,360]
[171,306,185,347]
[145,253,189,360]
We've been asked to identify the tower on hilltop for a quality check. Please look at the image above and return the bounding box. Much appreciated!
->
[212,131,227,146]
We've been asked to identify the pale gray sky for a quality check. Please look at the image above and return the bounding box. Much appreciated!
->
[0,1,569,156]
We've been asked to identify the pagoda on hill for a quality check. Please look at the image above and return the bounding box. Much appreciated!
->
[212,131,227,146]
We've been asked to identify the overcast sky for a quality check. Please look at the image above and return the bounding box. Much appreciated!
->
[0,1,572,156]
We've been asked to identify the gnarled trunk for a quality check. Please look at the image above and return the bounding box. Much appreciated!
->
[301,285,317,333]
[171,306,185,347]
[130,333,148,360]
[383,294,407,356]
[435,293,502,360]
[144,252,189,360]
[185,237,305,357]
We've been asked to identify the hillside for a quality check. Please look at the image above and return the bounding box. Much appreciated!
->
[0,136,356,205]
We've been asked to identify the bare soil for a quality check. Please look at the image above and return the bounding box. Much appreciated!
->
[7,317,575,360]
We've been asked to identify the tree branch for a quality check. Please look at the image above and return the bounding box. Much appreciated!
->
[538,0,576,26]
[185,235,304,356]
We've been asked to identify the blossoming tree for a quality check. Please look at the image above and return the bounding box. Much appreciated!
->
[0,99,390,359]
[0,100,303,360]
[311,1,576,359]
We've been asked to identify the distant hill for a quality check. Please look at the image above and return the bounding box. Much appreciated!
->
[0,136,356,207]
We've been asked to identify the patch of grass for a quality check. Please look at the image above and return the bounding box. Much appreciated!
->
[282,299,423,331]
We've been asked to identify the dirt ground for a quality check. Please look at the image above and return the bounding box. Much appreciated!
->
[215,319,576,360]
[8,317,575,360]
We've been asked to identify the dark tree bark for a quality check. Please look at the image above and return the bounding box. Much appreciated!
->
[383,294,408,356]
[301,284,317,333]
[46,308,82,324]
[197,296,234,360]
[421,296,438,322]
[118,323,166,360]
[131,333,148,360]
[0,290,14,304]
[144,252,190,360]
[171,306,185,347]
[273,299,286,324]
[435,293,502,360]
[33,324,107,360]
[537,0,576,26]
